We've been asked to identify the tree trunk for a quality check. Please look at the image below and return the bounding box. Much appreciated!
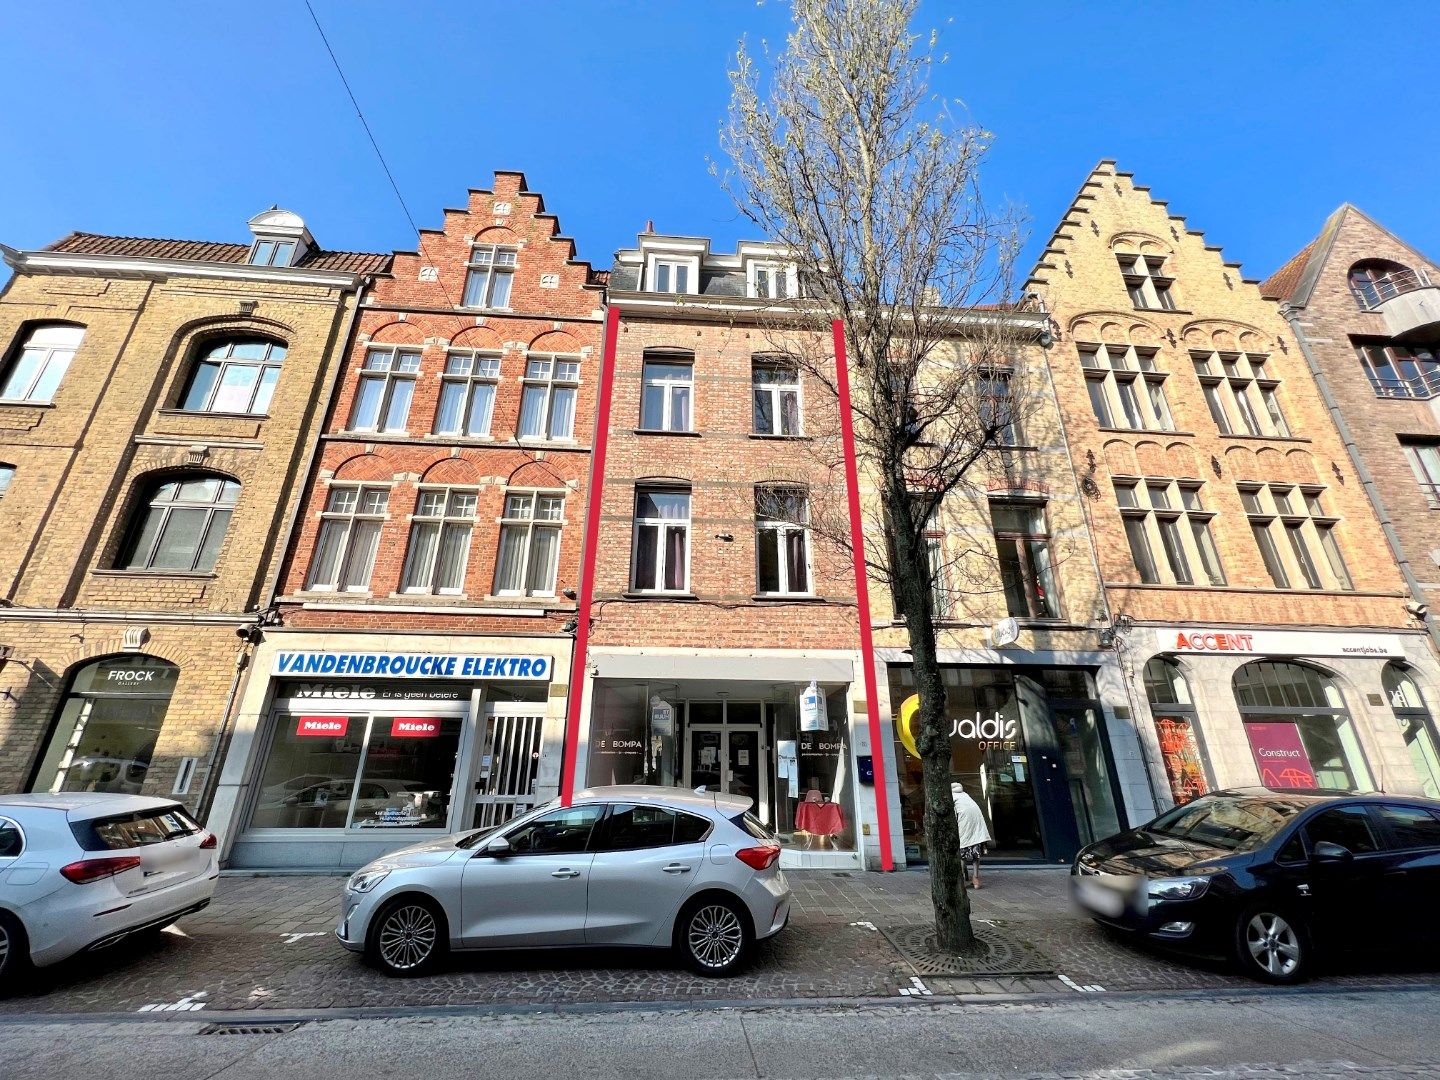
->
[885,480,977,955]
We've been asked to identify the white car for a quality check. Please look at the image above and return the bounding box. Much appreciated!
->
[336,785,791,977]
[0,793,219,985]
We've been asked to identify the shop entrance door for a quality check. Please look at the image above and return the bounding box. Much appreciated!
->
[684,722,770,825]
[1015,678,1083,864]
[472,704,544,830]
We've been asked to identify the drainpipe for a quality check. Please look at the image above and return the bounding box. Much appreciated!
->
[1280,304,1440,654]
[193,276,371,827]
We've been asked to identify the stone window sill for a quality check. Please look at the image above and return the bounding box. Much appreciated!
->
[91,569,218,581]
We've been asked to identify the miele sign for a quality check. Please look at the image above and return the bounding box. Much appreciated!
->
[1170,629,1407,659]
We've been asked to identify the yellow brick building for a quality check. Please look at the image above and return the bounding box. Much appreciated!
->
[1028,162,1437,803]
[0,212,386,816]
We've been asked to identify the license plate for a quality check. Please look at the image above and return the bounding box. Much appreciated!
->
[1074,876,1127,917]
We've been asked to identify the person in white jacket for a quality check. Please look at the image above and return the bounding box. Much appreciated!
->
[951,781,993,889]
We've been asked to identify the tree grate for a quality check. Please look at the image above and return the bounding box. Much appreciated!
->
[881,924,1055,977]
[197,1023,300,1036]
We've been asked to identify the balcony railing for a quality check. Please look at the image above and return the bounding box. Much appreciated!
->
[1354,268,1433,311]
[1367,369,1440,400]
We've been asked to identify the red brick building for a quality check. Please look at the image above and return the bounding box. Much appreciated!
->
[211,174,606,868]
[1263,206,1440,796]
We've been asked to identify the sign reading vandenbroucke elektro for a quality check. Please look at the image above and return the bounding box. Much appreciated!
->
[273,651,551,681]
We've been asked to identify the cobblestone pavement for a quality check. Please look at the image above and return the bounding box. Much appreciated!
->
[2,868,1437,1014]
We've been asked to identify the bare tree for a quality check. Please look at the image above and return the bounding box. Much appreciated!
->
[718,0,1039,953]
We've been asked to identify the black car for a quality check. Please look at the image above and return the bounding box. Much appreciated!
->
[1071,787,1440,984]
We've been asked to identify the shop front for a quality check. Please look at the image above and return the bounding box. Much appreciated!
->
[886,664,1128,866]
[1135,626,1440,806]
[578,652,866,868]
[215,637,570,869]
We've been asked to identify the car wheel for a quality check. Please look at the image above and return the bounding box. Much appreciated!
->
[1234,906,1311,984]
[677,896,753,978]
[365,896,447,977]
[0,911,32,990]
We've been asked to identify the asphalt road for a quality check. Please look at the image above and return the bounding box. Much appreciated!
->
[3,987,1438,1079]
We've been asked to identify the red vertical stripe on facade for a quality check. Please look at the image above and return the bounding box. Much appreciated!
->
[560,305,622,806]
[832,319,894,871]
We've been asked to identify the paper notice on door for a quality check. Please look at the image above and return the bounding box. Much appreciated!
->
[777,739,799,799]
[737,749,750,766]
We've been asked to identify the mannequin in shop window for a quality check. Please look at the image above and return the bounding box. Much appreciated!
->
[794,777,846,848]
[952,781,993,889]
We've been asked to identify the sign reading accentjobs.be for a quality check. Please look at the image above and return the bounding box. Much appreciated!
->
[1170,629,1406,659]
[273,651,551,681]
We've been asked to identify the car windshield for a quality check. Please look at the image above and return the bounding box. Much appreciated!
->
[1147,795,1305,853]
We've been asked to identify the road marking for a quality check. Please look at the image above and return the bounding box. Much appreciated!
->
[139,991,208,1013]
[898,976,933,997]
[1057,974,1106,993]
[848,921,877,931]
[281,932,328,944]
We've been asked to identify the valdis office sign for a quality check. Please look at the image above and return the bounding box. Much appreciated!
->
[274,651,551,681]
[1170,629,1407,659]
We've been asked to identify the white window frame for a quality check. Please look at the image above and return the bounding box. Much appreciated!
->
[305,484,390,593]
[751,357,803,436]
[181,338,287,415]
[645,254,700,295]
[493,489,565,597]
[0,324,84,403]
[754,487,812,596]
[1113,479,1226,587]
[0,464,13,501]
[249,238,297,267]
[748,261,796,300]
[640,355,694,432]
[1402,441,1440,509]
[1079,344,1173,432]
[1117,253,1176,310]
[434,351,501,437]
[119,474,241,574]
[630,487,692,594]
[1192,351,1289,438]
[462,245,517,309]
[349,347,420,434]
[400,487,477,595]
[1239,483,1352,591]
[517,354,581,441]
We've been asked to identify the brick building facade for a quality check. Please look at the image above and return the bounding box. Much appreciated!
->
[0,212,384,817]
[1262,205,1440,796]
[1029,162,1440,805]
[208,174,607,868]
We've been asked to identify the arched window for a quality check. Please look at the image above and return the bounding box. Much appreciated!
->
[1348,259,1416,308]
[1383,662,1440,799]
[179,337,287,414]
[1144,657,1208,805]
[1233,660,1372,792]
[0,323,84,403]
[30,656,179,795]
[118,473,240,572]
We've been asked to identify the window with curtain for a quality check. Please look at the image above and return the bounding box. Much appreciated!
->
[640,355,694,432]
[118,473,239,573]
[400,488,477,594]
[434,351,500,436]
[755,487,810,595]
[631,488,690,592]
[752,358,801,436]
[462,245,516,308]
[989,500,1059,619]
[1113,479,1225,586]
[0,323,84,403]
[349,347,420,433]
[1192,351,1289,437]
[1240,484,1352,591]
[1079,344,1173,432]
[517,356,579,440]
[493,491,564,596]
[306,485,389,592]
[180,338,287,414]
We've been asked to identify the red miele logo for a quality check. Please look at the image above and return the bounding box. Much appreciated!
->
[1175,631,1255,653]
[390,717,441,739]
[296,716,348,738]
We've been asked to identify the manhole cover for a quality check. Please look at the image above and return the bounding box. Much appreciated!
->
[197,1023,300,1036]
[881,924,1055,977]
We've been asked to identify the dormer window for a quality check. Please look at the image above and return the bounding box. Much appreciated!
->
[651,258,692,293]
[250,239,296,267]
[750,261,794,300]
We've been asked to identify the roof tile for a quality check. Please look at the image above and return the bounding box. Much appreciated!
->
[45,232,390,275]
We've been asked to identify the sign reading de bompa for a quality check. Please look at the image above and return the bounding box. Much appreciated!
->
[273,650,550,681]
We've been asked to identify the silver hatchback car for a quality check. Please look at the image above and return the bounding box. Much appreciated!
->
[336,785,790,977]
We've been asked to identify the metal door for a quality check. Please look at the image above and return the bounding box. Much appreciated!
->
[472,706,544,830]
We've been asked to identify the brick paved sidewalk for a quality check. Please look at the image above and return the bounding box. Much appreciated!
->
[3,868,1436,1015]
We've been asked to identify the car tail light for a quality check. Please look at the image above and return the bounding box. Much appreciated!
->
[60,856,142,885]
[199,832,218,850]
[735,844,781,871]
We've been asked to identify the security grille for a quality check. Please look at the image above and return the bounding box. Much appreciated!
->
[473,712,543,829]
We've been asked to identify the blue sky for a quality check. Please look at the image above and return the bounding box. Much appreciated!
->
[3,2,1438,284]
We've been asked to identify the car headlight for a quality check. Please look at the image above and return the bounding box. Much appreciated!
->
[1146,876,1210,902]
[347,868,390,894]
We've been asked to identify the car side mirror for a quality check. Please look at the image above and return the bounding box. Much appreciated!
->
[1312,840,1353,863]
[478,835,512,858]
